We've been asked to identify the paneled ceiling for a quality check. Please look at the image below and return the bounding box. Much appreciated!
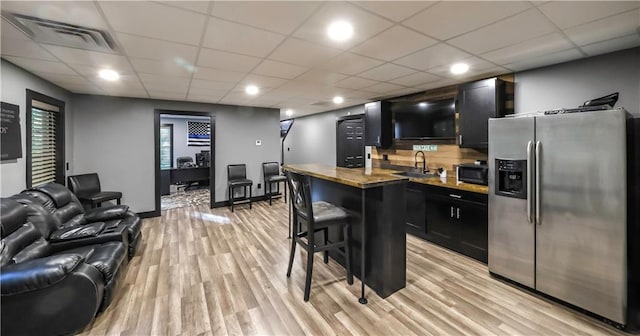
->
[1,1,639,119]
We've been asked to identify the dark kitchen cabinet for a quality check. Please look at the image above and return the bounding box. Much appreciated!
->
[458,77,512,149]
[425,194,457,247]
[364,101,392,148]
[406,183,426,237]
[457,201,488,263]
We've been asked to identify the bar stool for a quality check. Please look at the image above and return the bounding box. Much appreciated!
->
[227,164,253,212]
[285,170,353,302]
[263,162,287,205]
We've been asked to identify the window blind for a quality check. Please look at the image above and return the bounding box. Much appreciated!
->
[31,107,57,186]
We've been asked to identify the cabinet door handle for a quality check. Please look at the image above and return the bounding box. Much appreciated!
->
[456,208,460,219]
[459,134,463,144]
[450,206,454,218]
[449,194,462,199]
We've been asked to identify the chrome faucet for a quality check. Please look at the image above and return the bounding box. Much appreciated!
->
[414,151,427,174]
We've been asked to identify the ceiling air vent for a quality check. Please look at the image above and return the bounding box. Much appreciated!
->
[310,101,332,107]
[1,12,117,53]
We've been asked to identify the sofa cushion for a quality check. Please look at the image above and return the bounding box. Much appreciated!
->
[58,242,126,283]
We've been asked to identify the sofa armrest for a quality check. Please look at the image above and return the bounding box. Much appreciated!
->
[83,205,130,222]
[0,254,84,295]
[49,222,106,242]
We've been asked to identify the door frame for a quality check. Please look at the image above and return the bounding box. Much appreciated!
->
[154,109,216,215]
[336,114,365,167]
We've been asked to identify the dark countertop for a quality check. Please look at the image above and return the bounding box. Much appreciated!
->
[283,164,408,189]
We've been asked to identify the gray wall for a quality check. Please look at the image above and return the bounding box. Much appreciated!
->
[160,115,210,168]
[0,59,73,197]
[283,105,363,166]
[515,47,640,116]
[72,95,279,212]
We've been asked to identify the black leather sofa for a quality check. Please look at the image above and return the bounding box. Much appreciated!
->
[0,198,129,336]
[17,183,142,258]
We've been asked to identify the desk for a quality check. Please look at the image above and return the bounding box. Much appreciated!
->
[284,164,408,301]
[161,167,210,195]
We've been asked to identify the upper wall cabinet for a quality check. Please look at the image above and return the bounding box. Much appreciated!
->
[364,101,392,148]
[458,77,512,149]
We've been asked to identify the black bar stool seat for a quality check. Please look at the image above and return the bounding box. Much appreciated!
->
[227,164,253,212]
[285,171,353,302]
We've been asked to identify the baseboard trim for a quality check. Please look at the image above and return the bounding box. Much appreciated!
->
[212,195,273,208]
[138,210,161,218]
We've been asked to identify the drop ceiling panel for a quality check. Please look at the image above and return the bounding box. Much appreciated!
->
[389,71,441,87]
[358,63,415,81]
[363,82,406,94]
[581,34,640,56]
[130,58,194,78]
[1,38,57,61]
[321,52,384,75]
[193,66,246,83]
[189,79,235,91]
[148,90,188,100]
[3,56,77,75]
[295,69,348,85]
[98,1,207,45]
[448,9,558,55]
[42,45,131,68]
[67,63,135,78]
[157,1,211,14]
[563,9,640,46]
[350,26,437,61]
[334,76,379,90]
[481,33,575,65]
[351,1,436,22]
[538,1,640,29]
[427,57,500,79]
[403,1,531,40]
[140,73,190,92]
[187,93,223,103]
[293,2,394,50]
[210,1,321,35]
[1,18,30,40]
[252,60,308,79]
[197,48,261,73]
[202,18,286,58]
[1,1,109,30]
[393,43,471,71]
[238,74,288,88]
[504,48,584,72]
[116,33,198,63]
[269,38,342,67]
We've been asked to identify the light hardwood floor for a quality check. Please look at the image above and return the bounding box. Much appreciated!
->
[81,200,627,335]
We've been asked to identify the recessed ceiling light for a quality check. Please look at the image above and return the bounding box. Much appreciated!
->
[333,96,344,104]
[245,85,259,95]
[450,63,470,75]
[418,102,428,107]
[327,21,353,41]
[285,109,294,116]
[98,69,119,81]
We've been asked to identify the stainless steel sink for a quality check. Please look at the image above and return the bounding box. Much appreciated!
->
[393,171,439,178]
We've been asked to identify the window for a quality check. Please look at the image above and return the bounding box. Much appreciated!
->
[160,124,173,169]
[26,90,65,188]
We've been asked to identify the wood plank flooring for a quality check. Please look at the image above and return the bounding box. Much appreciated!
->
[81,201,627,335]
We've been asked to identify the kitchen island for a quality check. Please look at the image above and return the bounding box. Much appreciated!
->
[283,164,409,300]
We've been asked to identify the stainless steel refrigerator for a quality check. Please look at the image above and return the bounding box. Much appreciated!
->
[488,108,629,325]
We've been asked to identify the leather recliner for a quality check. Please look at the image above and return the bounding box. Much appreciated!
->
[0,198,128,336]
[20,183,142,258]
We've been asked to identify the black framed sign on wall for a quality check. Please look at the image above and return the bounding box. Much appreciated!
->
[1,102,22,161]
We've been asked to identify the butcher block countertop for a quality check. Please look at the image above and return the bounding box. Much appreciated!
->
[283,164,408,189]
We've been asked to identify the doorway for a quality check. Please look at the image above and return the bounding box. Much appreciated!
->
[336,115,364,168]
[154,110,215,212]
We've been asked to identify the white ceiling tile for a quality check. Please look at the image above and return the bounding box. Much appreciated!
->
[3,56,77,75]
[98,1,207,45]
[252,60,308,80]
[416,78,461,91]
[1,18,30,40]
[211,1,321,35]
[387,87,423,97]
[343,89,376,100]
[130,58,194,78]
[148,90,188,100]
[1,1,108,30]
[1,38,57,61]
[202,18,286,58]
[427,57,502,79]
[363,82,407,94]
[351,1,436,22]
[197,48,262,72]
[29,72,85,85]
[103,87,149,98]
[295,69,348,85]
[269,38,342,67]
[358,63,415,81]
[61,83,106,95]
[504,48,584,72]
[193,66,246,83]
[448,9,557,54]
[96,78,146,92]
[539,1,640,29]
[481,33,574,65]
[188,86,230,97]
[334,76,379,90]
[581,34,640,57]
[116,33,198,63]
[393,43,471,71]
[350,26,437,61]
[321,52,384,75]
[238,74,288,89]
[189,79,235,91]
[140,73,190,92]
[403,1,531,40]
[187,93,223,104]
[41,45,131,69]
[293,2,394,50]
[67,63,135,79]
[156,1,211,14]
[389,72,442,87]
[564,9,640,46]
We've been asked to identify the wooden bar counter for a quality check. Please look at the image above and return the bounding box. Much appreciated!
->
[284,164,409,300]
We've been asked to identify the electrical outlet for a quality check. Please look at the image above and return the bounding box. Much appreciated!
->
[257,183,261,189]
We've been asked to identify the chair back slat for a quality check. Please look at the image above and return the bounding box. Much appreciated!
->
[285,171,314,228]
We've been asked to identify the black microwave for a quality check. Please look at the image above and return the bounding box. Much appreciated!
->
[457,163,489,185]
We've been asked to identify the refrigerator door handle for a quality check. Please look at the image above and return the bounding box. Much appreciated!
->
[527,141,533,223]
[535,141,541,225]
